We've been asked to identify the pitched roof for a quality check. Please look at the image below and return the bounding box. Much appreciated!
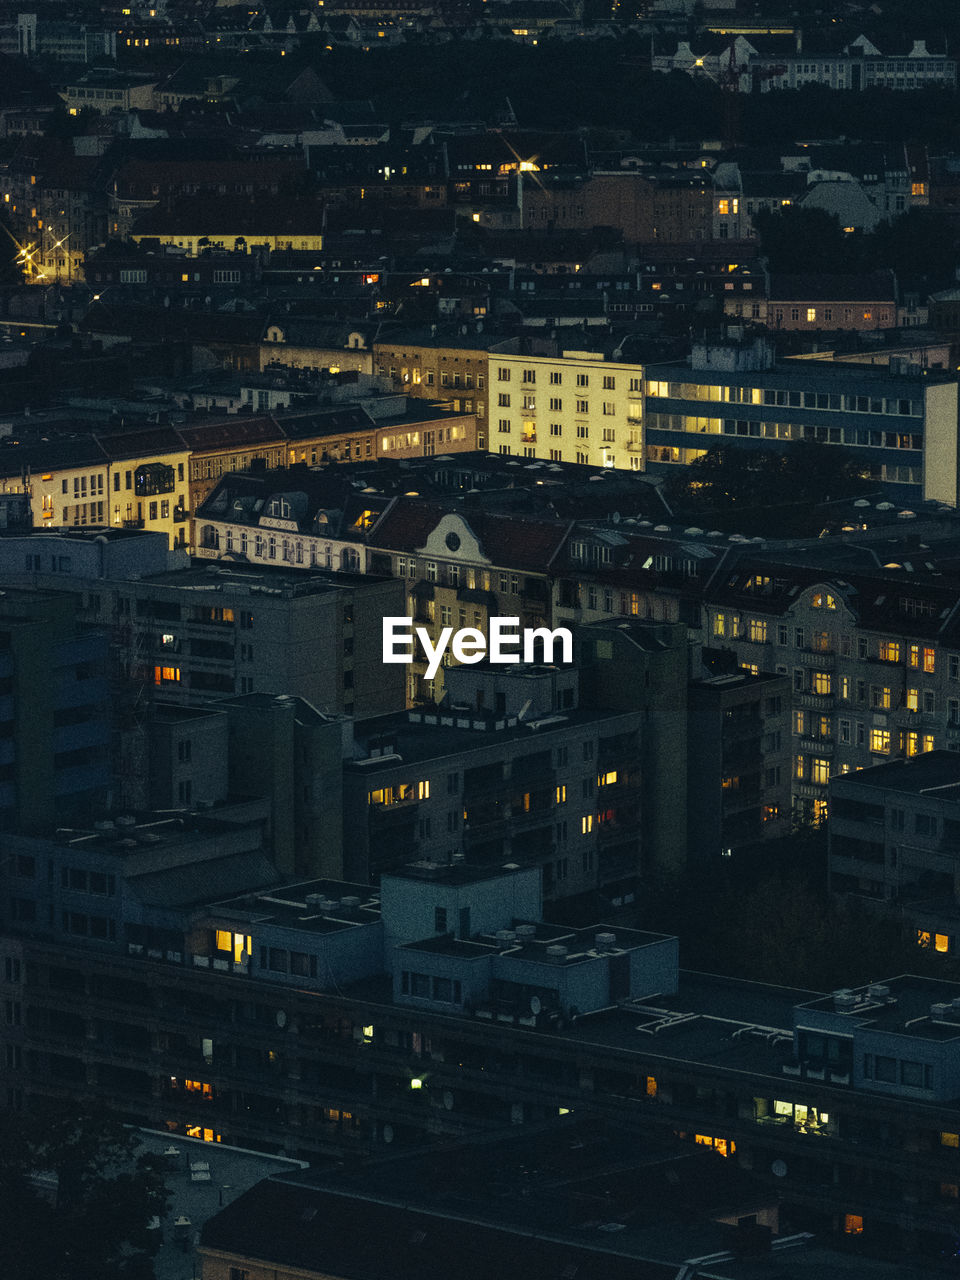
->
[769,271,896,303]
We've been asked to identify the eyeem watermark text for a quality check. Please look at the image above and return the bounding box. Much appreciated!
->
[383,617,573,680]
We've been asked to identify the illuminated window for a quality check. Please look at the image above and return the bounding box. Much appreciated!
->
[941,1131,959,1147]
[906,687,920,711]
[418,780,430,800]
[185,1126,221,1142]
[598,771,618,786]
[555,785,566,803]
[806,308,816,322]
[844,1214,863,1235]
[878,640,901,662]
[870,729,891,754]
[812,671,831,695]
[936,933,950,954]
[748,618,767,643]
[713,612,725,638]
[909,644,935,673]
[811,592,837,609]
[184,1080,213,1097]
[918,930,931,949]
[695,1134,735,1156]
[811,757,830,785]
[154,666,181,684]
[646,1076,657,1097]
[215,930,250,964]
[581,815,593,834]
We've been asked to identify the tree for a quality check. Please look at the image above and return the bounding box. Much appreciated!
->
[0,1105,169,1280]
[664,440,871,532]
[752,204,850,275]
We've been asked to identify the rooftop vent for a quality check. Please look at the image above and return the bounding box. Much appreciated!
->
[595,931,617,952]
[545,944,569,963]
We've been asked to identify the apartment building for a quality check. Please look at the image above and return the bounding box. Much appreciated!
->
[488,350,645,470]
[702,558,960,824]
[8,847,960,1259]
[687,669,792,857]
[373,332,521,436]
[1,427,191,547]
[345,665,644,900]
[37,561,406,719]
[521,168,714,243]
[366,499,571,704]
[829,753,960,951]
[643,339,960,504]
[0,591,110,835]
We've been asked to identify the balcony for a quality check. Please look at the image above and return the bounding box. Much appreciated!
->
[122,518,145,530]
[800,737,834,755]
[798,692,833,710]
[173,507,189,524]
[798,649,836,667]
[795,781,829,799]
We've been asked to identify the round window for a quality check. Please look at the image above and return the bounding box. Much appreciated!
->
[445,531,461,552]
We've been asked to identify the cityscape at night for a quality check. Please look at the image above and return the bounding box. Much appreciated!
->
[6,0,960,1275]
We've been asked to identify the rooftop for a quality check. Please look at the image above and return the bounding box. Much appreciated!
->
[208,878,381,936]
[348,705,632,769]
[831,750,960,799]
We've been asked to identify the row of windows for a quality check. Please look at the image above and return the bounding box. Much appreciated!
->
[647,381,923,416]
[497,367,642,392]
[717,614,940,669]
[863,1053,933,1089]
[647,410,924,450]
[400,971,463,1003]
[796,708,949,744]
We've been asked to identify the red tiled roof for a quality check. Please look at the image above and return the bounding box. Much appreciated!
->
[368,498,569,571]
[176,417,282,451]
[95,426,187,459]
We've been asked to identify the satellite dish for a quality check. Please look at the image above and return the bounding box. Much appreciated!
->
[276,1010,287,1029]
[772,1159,787,1178]
[530,995,542,1015]
[382,1124,394,1143]
[443,1090,454,1110]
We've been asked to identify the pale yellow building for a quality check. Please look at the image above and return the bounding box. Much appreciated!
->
[487,350,645,470]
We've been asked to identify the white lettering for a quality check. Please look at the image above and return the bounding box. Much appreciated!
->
[452,628,486,664]
[381,618,574,675]
[418,626,453,681]
[489,616,521,663]
[382,617,414,662]
[523,626,573,664]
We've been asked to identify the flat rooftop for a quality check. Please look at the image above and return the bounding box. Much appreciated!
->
[402,920,673,966]
[135,561,377,595]
[832,750,960,798]
[798,974,960,1043]
[349,707,633,769]
[208,878,380,935]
